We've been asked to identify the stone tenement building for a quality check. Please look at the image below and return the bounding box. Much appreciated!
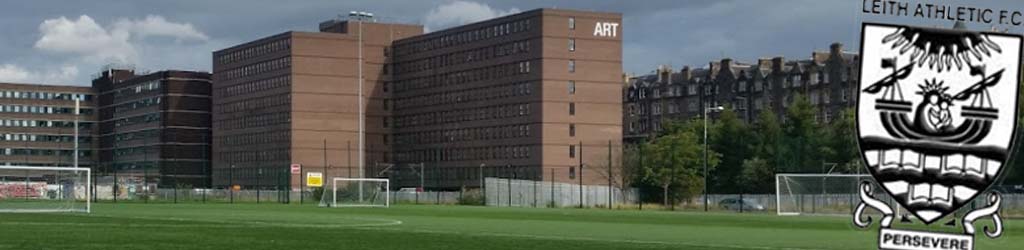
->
[623,43,859,143]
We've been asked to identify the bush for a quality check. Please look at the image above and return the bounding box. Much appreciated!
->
[457,189,484,205]
[310,187,325,201]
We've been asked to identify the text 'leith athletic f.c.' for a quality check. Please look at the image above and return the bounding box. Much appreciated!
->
[854,22,1022,250]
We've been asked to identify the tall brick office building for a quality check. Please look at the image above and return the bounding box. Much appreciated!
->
[93,69,213,187]
[213,8,623,189]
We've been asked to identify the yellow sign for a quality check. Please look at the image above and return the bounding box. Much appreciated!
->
[306,172,323,187]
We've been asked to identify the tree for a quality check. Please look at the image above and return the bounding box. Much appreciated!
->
[639,119,720,207]
[750,108,784,181]
[740,157,773,193]
[825,108,861,173]
[783,93,826,173]
[1004,79,1024,185]
[709,107,752,194]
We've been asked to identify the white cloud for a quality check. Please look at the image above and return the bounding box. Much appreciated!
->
[34,15,136,64]
[113,15,209,41]
[33,14,208,65]
[0,64,79,84]
[423,1,520,32]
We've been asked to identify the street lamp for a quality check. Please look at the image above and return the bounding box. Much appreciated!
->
[703,105,724,212]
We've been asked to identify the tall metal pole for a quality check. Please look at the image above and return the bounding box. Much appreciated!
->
[578,141,583,208]
[229,164,234,203]
[703,108,709,212]
[357,14,365,180]
[73,98,79,169]
[357,14,366,204]
[608,140,612,210]
[323,139,329,203]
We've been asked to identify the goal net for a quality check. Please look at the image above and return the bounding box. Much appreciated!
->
[0,166,91,213]
[776,174,900,216]
[321,178,389,208]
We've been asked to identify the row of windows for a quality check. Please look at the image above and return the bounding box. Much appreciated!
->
[113,96,161,114]
[216,112,290,130]
[394,145,531,163]
[217,94,290,114]
[218,75,290,98]
[113,146,156,157]
[0,119,93,129]
[393,60,533,94]
[0,104,94,115]
[636,77,854,101]
[394,103,530,129]
[0,133,90,143]
[113,113,160,128]
[393,18,532,57]
[112,80,160,99]
[393,39,532,75]
[0,91,92,101]
[218,39,291,65]
[0,148,91,157]
[221,57,291,80]
[394,81,531,110]
[219,130,290,147]
[394,124,530,145]
[219,148,289,164]
[113,129,158,143]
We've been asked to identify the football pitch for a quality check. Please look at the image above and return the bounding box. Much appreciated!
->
[0,204,1021,250]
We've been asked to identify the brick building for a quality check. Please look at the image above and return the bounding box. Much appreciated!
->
[0,83,97,168]
[92,69,213,187]
[213,8,623,189]
[623,43,859,143]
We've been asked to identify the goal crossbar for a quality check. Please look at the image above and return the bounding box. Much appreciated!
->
[775,173,871,216]
[331,177,390,208]
[0,166,91,213]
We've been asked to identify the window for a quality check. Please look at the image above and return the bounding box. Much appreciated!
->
[568,60,575,73]
[382,117,389,128]
[569,102,575,115]
[569,145,576,158]
[569,17,575,30]
[738,81,747,92]
[569,124,576,137]
[568,81,576,95]
[568,39,575,52]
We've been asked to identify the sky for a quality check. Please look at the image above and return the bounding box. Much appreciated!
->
[0,0,1021,86]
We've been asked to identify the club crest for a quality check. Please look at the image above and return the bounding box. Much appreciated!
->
[854,23,1021,250]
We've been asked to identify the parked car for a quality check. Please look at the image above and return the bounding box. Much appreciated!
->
[718,198,765,211]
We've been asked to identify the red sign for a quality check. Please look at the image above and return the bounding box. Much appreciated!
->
[290,164,301,174]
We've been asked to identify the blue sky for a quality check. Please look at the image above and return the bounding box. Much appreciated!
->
[0,0,1020,85]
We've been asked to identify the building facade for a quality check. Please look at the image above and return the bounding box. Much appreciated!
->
[92,69,213,187]
[0,83,97,168]
[211,17,423,188]
[388,9,623,188]
[213,8,623,189]
[623,43,859,143]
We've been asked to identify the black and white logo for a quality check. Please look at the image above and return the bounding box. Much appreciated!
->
[854,23,1021,250]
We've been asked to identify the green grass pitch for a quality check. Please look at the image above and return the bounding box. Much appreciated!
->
[0,203,1020,249]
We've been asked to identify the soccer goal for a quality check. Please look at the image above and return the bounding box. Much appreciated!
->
[323,178,390,208]
[0,166,91,213]
[776,174,878,216]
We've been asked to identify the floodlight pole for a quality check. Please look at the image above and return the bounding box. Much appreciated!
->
[73,98,79,169]
[703,106,723,212]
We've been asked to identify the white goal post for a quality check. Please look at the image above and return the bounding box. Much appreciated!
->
[775,173,876,216]
[329,178,390,208]
[0,166,91,213]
